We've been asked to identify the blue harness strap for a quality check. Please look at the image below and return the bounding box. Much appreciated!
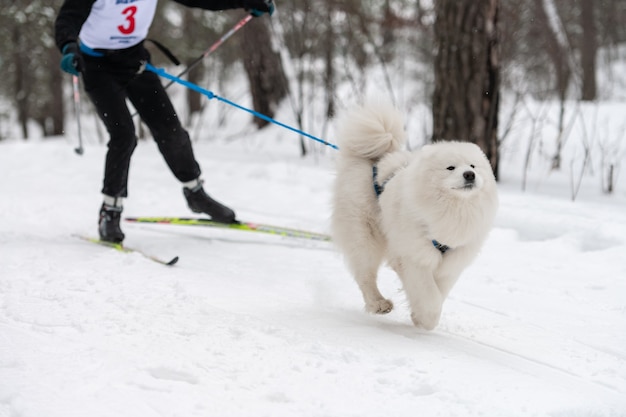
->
[432,240,450,254]
[372,164,395,198]
[373,165,385,197]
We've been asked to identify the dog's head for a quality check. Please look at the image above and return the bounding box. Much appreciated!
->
[420,141,495,197]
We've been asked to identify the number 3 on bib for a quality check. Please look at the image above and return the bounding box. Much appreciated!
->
[118,6,137,35]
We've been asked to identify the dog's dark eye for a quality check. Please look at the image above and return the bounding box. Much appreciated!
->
[470,164,475,168]
[446,166,455,171]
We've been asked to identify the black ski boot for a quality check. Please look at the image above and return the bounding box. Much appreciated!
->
[98,203,125,243]
[183,182,236,224]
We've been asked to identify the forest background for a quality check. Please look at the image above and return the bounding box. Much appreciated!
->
[0,0,625,195]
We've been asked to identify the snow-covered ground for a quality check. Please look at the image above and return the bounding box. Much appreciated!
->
[1,98,626,417]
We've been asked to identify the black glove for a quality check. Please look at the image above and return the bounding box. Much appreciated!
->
[242,0,274,17]
[60,42,84,76]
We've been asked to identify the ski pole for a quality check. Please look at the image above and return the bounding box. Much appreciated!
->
[131,14,253,119]
[145,63,339,150]
[163,14,253,91]
[72,75,84,155]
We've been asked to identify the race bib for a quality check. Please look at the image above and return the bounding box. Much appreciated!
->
[79,0,158,50]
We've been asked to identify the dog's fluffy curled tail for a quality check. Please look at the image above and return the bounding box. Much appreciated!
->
[336,101,406,160]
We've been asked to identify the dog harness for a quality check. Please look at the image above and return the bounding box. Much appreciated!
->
[373,165,451,254]
[372,165,394,198]
[432,240,450,254]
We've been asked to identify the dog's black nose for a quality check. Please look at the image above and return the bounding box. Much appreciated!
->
[463,171,475,182]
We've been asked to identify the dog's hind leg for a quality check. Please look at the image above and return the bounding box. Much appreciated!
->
[357,271,393,314]
[347,249,393,314]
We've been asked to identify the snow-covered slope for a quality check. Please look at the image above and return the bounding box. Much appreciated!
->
[1,134,625,416]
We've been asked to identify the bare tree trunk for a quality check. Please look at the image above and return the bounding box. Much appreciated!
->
[32,47,66,137]
[185,59,204,125]
[533,0,572,100]
[13,25,29,139]
[323,4,335,120]
[48,48,66,136]
[532,0,572,170]
[182,7,203,124]
[432,0,500,179]
[580,0,597,101]
[381,0,395,62]
[241,17,289,129]
[320,2,336,144]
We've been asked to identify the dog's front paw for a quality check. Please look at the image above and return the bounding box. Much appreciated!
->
[366,299,394,314]
[410,310,441,330]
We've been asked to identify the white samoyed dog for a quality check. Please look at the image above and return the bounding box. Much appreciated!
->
[331,102,499,330]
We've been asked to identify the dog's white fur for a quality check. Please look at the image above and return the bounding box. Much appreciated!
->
[331,102,498,330]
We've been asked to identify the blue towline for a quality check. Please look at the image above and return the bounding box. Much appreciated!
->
[145,63,339,150]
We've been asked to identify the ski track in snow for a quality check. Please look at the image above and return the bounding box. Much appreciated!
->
[0,141,625,417]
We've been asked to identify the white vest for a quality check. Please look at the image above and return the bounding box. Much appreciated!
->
[79,0,158,50]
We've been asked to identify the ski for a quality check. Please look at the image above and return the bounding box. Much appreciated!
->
[124,217,332,242]
[73,235,179,266]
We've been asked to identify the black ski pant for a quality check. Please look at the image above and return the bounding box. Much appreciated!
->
[81,43,201,198]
